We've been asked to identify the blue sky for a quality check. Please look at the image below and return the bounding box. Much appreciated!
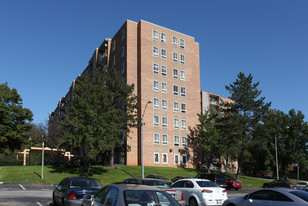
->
[1,0,307,124]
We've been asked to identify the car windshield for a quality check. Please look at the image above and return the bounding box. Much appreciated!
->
[290,191,308,202]
[69,179,101,189]
[196,181,218,187]
[216,175,226,180]
[124,190,180,206]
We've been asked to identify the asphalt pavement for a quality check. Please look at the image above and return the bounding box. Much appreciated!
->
[0,183,256,206]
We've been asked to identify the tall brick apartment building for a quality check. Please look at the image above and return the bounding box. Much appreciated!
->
[49,20,201,168]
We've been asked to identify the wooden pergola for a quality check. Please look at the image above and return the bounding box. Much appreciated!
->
[17,147,74,166]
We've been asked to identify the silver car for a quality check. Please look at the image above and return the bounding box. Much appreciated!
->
[222,188,308,206]
[82,183,180,206]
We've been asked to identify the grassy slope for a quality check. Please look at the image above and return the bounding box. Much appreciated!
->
[0,165,278,188]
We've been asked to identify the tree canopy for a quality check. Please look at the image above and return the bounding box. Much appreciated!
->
[0,82,33,152]
[61,66,138,172]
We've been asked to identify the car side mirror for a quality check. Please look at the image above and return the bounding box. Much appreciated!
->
[244,195,249,200]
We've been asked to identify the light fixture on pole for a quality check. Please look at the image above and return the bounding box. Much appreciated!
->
[142,100,152,179]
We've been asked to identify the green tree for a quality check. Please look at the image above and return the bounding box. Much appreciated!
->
[0,82,33,152]
[279,109,308,177]
[188,108,223,171]
[224,72,271,180]
[61,66,138,173]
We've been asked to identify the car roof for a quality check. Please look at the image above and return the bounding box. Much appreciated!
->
[67,177,98,180]
[177,178,211,182]
[110,183,165,191]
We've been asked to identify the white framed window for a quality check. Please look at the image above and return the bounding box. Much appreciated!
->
[153,30,159,41]
[153,80,159,92]
[161,65,167,76]
[180,54,185,64]
[180,71,185,81]
[112,40,116,51]
[162,99,167,110]
[154,115,159,127]
[174,154,179,165]
[180,39,185,48]
[173,101,179,112]
[153,63,159,74]
[154,152,160,164]
[162,116,168,128]
[182,154,187,165]
[161,82,167,93]
[173,85,178,95]
[121,46,125,58]
[174,118,179,129]
[181,120,187,130]
[172,36,178,47]
[113,55,116,66]
[121,63,125,75]
[162,153,168,164]
[174,135,179,146]
[173,68,178,78]
[161,32,166,43]
[154,133,160,144]
[121,29,125,41]
[181,86,186,97]
[162,134,168,145]
[153,98,159,109]
[173,52,178,62]
[161,49,166,59]
[153,46,159,57]
[182,136,187,147]
[181,103,186,113]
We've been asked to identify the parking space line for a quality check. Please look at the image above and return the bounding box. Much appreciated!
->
[36,202,43,206]
[19,184,26,190]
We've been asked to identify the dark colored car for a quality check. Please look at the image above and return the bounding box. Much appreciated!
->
[146,174,168,180]
[263,179,294,188]
[145,175,172,185]
[53,177,102,206]
[81,183,180,206]
[226,178,242,190]
[171,176,190,182]
[195,173,228,188]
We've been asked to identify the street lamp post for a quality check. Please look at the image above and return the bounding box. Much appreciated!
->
[29,137,32,166]
[275,135,279,180]
[41,135,44,179]
[142,100,152,179]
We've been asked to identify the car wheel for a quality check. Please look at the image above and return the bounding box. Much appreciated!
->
[189,197,198,206]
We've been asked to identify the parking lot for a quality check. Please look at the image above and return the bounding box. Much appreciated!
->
[0,183,255,206]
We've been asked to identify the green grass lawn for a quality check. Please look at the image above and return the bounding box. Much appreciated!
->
[0,165,273,188]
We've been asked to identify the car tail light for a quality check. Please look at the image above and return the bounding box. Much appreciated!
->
[68,193,76,199]
[181,193,184,201]
[222,190,227,193]
[214,180,217,184]
[202,189,213,193]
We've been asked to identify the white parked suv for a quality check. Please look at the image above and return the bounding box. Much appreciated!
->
[171,178,228,206]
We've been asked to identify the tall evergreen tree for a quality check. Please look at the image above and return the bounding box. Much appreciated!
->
[61,66,138,172]
[0,82,33,152]
[224,72,271,180]
[188,108,223,171]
